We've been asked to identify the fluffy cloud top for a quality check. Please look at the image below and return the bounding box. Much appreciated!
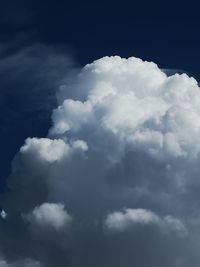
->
[105,208,160,229]
[25,203,72,230]
[105,208,186,236]
[1,55,200,267]
[20,137,88,163]
[51,56,200,161]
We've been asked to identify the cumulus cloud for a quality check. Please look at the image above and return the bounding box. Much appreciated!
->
[51,56,200,161]
[104,208,187,236]
[1,55,200,267]
[20,137,88,163]
[25,203,72,230]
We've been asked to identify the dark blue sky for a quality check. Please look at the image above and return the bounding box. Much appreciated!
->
[0,0,199,190]
[1,1,200,71]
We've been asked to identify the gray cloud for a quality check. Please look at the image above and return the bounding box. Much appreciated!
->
[1,55,200,266]
[0,42,77,184]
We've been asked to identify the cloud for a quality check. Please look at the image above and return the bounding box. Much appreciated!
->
[105,208,161,230]
[20,137,88,163]
[0,43,77,185]
[51,56,200,161]
[0,211,7,220]
[0,257,43,267]
[1,55,200,266]
[25,203,72,230]
[104,208,187,236]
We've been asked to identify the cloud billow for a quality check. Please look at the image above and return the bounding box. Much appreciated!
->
[1,55,200,267]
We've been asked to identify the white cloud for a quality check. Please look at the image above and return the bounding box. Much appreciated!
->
[20,137,88,163]
[25,203,72,230]
[50,56,200,161]
[105,208,187,236]
[1,55,200,267]
[105,208,160,230]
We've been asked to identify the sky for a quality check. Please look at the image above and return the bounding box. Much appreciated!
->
[1,1,200,266]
